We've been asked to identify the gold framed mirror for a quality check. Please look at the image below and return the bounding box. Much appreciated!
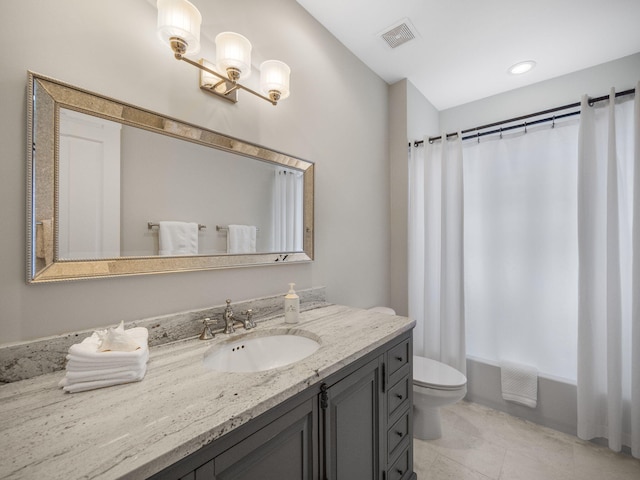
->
[27,72,314,283]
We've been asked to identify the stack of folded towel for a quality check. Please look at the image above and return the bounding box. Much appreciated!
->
[59,321,149,393]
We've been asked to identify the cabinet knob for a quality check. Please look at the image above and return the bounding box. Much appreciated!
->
[396,393,403,400]
[396,430,403,437]
[397,468,404,474]
[395,355,403,361]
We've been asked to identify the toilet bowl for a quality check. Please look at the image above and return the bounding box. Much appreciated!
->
[365,307,467,440]
[413,355,467,440]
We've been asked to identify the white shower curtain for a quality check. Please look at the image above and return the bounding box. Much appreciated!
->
[408,133,466,374]
[463,120,580,380]
[577,84,639,458]
[273,167,303,252]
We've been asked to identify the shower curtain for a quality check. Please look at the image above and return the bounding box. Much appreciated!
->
[462,119,580,380]
[273,167,303,252]
[577,84,639,458]
[408,133,466,374]
[409,83,638,457]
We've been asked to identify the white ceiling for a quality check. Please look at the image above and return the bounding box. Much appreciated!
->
[295,0,640,110]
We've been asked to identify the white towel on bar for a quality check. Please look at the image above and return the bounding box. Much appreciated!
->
[36,218,54,265]
[227,224,257,254]
[500,360,538,408]
[158,221,198,255]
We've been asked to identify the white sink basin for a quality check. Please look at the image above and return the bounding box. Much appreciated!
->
[203,331,321,372]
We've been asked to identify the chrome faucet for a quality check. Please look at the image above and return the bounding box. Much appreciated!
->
[199,301,256,340]
[223,299,235,334]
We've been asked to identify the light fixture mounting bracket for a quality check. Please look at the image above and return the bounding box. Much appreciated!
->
[199,60,238,103]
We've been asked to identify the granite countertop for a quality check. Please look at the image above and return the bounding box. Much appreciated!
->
[0,304,414,480]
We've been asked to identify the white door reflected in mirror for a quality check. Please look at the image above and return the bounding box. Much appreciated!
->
[58,109,121,259]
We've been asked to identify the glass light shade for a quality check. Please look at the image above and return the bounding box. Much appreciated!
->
[157,0,202,55]
[215,32,252,80]
[260,60,291,100]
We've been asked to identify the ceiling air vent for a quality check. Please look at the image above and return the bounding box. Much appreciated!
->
[380,19,416,49]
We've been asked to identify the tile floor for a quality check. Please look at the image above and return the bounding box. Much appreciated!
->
[413,401,640,480]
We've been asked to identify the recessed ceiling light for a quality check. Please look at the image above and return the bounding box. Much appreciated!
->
[508,60,536,75]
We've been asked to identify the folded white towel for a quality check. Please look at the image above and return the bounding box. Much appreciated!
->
[60,323,149,393]
[60,365,147,393]
[227,224,256,254]
[65,351,149,372]
[159,221,198,256]
[500,360,538,408]
[63,366,146,382]
[68,327,148,361]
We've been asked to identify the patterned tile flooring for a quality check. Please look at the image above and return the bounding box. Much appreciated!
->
[413,401,640,480]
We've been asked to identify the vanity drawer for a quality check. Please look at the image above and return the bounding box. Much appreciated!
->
[387,445,411,480]
[387,376,410,420]
[387,338,410,378]
[387,409,410,460]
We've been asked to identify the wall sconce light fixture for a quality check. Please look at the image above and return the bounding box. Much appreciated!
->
[157,0,290,105]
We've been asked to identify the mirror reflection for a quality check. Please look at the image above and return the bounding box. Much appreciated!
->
[28,72,314,283]
[57,109,303,259]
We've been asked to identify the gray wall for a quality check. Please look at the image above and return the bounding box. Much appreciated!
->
[440,53,640,133]
[0,0,390,343]
[388,79,439,317]
[120,126,275,256]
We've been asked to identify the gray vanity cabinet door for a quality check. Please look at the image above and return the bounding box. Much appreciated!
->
[321,357,382,480]
[212,398,317,480]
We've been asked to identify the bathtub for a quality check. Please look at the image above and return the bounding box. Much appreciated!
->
[464,355,577,436]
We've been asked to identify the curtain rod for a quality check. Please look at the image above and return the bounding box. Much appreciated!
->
[412,88,636,147]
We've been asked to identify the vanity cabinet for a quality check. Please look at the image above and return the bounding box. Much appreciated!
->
[384,336,413,480]
[320,357,382,479]
[193,399,317,480]
[153,397,318,480]
[149,331,415,480]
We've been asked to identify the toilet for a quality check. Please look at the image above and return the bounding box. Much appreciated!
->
[412,355,467,440]
[368,306,468,440]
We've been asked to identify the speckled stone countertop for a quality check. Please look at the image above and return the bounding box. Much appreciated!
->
[0,305,414,480]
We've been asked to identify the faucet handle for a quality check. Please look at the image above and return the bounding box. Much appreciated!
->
[199,317,215,340]
[241,309,256,329]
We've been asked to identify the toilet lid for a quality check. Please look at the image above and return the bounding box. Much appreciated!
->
[413,356,467,390]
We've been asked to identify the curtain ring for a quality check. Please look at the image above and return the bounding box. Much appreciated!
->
[499,127,503,139]
[477,131,480,144]
[552,115,555,128]
[524,121,528,134]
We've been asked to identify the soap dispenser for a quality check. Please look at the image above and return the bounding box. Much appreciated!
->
[284,283,300,324]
